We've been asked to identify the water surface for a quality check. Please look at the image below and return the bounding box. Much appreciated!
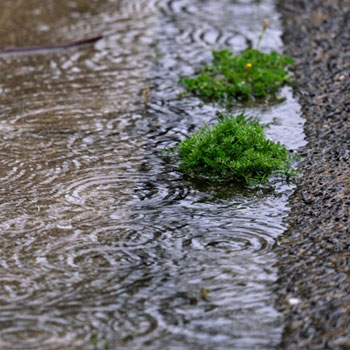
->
[0,0,305,349]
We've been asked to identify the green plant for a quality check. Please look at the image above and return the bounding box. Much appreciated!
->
[179,48,294,104]
[257,19,268,49]
[176,113,295,185]
[92,335,111,350]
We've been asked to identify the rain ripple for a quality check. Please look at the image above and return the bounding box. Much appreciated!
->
[0,0,305,349]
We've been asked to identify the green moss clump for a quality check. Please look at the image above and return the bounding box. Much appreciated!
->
[177,114,294,185]
[179,49,294,104]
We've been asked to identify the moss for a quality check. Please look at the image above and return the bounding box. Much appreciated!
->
[179,49,294,105]
[176,113,295,185]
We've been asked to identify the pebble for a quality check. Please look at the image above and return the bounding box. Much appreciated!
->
[287,298,301,306]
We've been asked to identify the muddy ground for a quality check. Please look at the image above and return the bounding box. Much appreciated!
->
[276,0,350,349]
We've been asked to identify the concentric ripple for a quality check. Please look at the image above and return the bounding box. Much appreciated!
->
[0,0,305,349]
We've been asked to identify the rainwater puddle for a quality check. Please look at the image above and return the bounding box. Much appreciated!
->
[0,0,305,349]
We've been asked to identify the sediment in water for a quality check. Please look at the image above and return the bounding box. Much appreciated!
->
[276,0,350,349]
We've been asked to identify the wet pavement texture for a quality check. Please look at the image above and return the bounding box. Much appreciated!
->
[0,0,307,349]
[276,0,350,349]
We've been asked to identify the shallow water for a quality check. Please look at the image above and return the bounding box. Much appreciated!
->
[0,0,305,349]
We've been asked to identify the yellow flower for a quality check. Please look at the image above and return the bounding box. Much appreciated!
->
[245,63,252,69]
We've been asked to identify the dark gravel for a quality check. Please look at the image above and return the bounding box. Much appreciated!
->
[276,0,350,349]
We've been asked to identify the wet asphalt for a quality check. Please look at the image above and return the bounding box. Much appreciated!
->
[276,0,350,349]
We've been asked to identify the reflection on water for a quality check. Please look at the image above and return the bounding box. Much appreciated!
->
[0,0,305,349]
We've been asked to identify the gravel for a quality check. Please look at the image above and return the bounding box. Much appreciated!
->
[275,0,350,349]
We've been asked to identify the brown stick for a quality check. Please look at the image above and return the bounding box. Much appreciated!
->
[0,34,103,54]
